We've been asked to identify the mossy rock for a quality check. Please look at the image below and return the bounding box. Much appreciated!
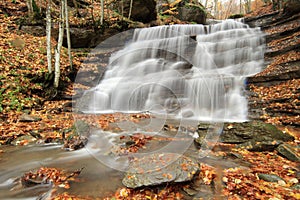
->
[228,14,244,19]
[195,120,294,145]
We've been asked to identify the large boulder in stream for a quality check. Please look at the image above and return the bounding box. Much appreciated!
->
[122,153,199,188]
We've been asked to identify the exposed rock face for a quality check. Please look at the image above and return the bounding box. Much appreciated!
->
[20,25,45,37]
[219,121,294,144]
[194,121,294,150]
[276,143,300,162]
[122,153,199,188]
[115,0,156,23]
[177,4,206,24]
[245,11,300,126]
[158,0,206,24]
[258,173,285,182]
[283,0,300,16]
[64,28,96,48]
[51,27,120,48]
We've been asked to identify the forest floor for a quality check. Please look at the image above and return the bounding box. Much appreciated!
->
[0,1,299,200]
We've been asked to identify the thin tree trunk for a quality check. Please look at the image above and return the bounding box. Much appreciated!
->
[240,0,242,13]
[100,0,104,25]
[54,0,65,88]
[128,0,133,20]
[91,0,95,26]
[26,0,33,16]
[46,0,52,73]
[214,0,218,19]
[64,0,72,70]
[121,0,124,20]
[72,0,80,16]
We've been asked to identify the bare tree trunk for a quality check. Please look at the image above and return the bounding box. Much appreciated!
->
[26,0,33,17]
[244,0,252,13]
[205,0,208,8]
[121,0,124,20]
[128,0,133,20]
[46,0,52,73]
[100,0,104,24]
[248,0,251,12]
[91,0,95,26]
[64,0,72,70]
[72,0,80,16]
[54,0,65,88]
[240,0,242,13]
[214,0,218,19]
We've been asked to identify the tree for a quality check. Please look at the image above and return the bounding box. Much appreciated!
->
[54,0,65,88]
[26,0,33,17]
[214,0,218,18]
[101,0,104,24]
[64,0,72,69]
[128,0,133,20]
[244,0,252,13]
[46,0,52,73]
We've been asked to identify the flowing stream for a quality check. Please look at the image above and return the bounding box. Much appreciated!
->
[77,19,265,122]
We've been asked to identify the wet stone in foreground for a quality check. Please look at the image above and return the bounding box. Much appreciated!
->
[122,153,200,188]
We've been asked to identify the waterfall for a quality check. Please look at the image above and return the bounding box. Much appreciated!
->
[77,19,265,122]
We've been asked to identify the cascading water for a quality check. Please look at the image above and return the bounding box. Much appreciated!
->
[77,19,265,122]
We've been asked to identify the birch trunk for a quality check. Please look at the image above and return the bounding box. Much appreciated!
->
[54,0,65,88]
[64,0,72,69]
[128,0,133,20]
[46,0,52,73]
[100,0,104,25]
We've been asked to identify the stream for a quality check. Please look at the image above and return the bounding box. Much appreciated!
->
[0,143,123,199]
[0,115,251,199]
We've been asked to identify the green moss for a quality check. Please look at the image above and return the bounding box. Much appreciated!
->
[228,14,244,19]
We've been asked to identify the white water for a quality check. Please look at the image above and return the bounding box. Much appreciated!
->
[78,20,265,122]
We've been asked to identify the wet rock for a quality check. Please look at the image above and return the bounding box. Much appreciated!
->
[291,183,300,190]
[122,153,199,188]
[194,121,294,150]
[11,135,37,145]
[183,183,215,198]
[63,136,88,151]
[219,121,294,144]
[237,138,282,151]
[276,143,300,162]
[258,173,285,183]
[19,113,41,122]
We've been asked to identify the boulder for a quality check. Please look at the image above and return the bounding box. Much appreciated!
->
[21,25,45,36]
[158,0,206,24]
[177,4,206,24]
[19,113,41,122]
[237,138,282,151]
[194,121,295,152]
[276,143,300,162]
[219,121,294,144]
[122,153,199,188]
[52,27,119,48]
[115,0,156,23]
[258,173,285,183]
[283,0,300,16]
